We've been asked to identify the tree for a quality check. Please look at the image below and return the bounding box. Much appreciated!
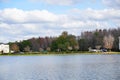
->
[78,39,88,51]
[46,47,51,51]
[18,40,31,52]
[103,34,115,51]
[8,28,120,52]
[24,46,30,52]
[10,44,19,52]
[74,45,79,51]
[29,38,39,51]
[95,45,101,50]
[51,31,78,51]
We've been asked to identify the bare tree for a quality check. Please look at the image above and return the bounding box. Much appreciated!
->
[103,34,115,51]
[24,46,30,52]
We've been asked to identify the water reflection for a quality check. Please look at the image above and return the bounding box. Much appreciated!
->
[0,55,120,80]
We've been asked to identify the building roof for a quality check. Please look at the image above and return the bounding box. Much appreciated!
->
[0,43,8,45]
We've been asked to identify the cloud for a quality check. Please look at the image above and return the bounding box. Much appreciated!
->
[0,8,120,43]
[0,8,58,24]
[102,0,120,9]
[69,8,120,22]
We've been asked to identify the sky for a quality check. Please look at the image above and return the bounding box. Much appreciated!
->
[0,0,120,43]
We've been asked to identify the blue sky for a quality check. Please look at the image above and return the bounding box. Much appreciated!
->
[0,0,105,12]
[0,0,120,43]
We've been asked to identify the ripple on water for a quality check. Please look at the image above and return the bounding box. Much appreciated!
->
[0,55,120,80]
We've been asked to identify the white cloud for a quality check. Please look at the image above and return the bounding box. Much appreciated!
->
[0,8,120,43]
[69,8,120,23]
[102,0,120,9]
[0,8,58,24]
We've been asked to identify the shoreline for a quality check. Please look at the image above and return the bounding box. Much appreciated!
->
[0,51,120,56]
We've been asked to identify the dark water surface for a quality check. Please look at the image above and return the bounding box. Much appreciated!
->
[0,54,120,80]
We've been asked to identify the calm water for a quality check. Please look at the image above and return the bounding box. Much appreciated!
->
[0,54,120,80]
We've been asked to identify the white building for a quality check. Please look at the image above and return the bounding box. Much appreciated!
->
[0,44,10,53]
[119,37,120,50]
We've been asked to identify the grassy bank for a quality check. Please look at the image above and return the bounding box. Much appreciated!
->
[0,51,120,56]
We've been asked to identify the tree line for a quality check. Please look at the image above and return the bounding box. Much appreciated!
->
[9,28,120,53]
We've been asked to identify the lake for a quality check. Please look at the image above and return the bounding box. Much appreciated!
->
[0,54,120,80]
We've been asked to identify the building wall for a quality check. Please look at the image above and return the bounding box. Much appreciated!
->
[0,44,9,53]
[119,37,120,50]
